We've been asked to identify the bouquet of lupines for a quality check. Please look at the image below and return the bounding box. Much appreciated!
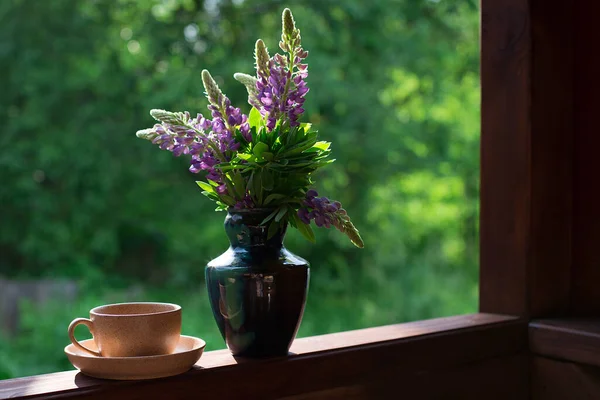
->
[136,8,363,248]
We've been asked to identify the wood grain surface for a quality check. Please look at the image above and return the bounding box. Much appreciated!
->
[0,314,524,400]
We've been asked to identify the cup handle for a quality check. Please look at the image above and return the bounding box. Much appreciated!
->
[68,318,101,356]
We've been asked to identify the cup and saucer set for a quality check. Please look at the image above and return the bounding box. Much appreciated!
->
[64,302,206,380]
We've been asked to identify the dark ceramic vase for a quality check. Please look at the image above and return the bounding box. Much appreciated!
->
[205,208,310,357]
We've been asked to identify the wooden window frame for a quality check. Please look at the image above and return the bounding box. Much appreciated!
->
[2,0,594,398]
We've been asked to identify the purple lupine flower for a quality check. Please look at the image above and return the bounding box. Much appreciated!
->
[216,184,228,194]
[139,78,249,199]
[256,60,288,131]
[159,91,248,192]
[298,208,310,224]
[297,190,348,231]
[285,54,309,127]
[234,193,255,209]
[240,117,251,142]
[207,95,250,152]
[254,38,309,130]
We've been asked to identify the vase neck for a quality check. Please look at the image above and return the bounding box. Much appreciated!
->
[224,209,287,249]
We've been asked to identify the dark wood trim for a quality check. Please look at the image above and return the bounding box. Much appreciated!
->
[283,354,529,400]
[2,0,593,398]
[530,319,600,368]
[532,356,600,400]
[0,314,525,400]
[480,0,574,317]
[528,0,574,317]
[480,0,531,317]
[571,0,600,316]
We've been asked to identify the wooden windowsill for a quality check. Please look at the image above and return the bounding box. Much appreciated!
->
[529,318,600,368]
[0,313,525,400]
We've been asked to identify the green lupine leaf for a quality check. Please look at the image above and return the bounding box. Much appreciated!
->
[246,171,255,200]
[260,207,280,225]
[196,181,215,192]
[285,127,297,146]
[294,126,307,142]
[259,129,268,144]
[233,128,249,146]
[237,153,253,161]
[231,172,246,199]
[200,191,219,201]
[222,176,236,200]
[264,193,286,205]
[274,206,288,222]
[262,152,274,161]
[299,122,312,132]
[249,126,259,145]
[313,159,336,167]
[261,168,274,191]
[267,220,280,240]
[312,141,331,151]
[216,164,241,172]
[253,170,263,204]
[219,194,236,206]
[253,142,269,157]
[279,138,318,157]
[291,212,316,243]
[248,106,262,128]
[215,202,228,211]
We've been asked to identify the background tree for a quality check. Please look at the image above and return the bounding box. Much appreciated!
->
[0,0,479,377]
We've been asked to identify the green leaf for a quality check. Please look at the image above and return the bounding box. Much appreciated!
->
[279,138,318,157]
[264,193,286,205]
[223,176,236,200]
[233,128,249,146]
[237,153,253,161]
[291,212,316,243]
[253,142,269,157]
[278,127,292,147]
[246,171,256,203]
[196,181,215,193]
[219,194,236,206]
[261,168,274,191]
[260,208,280,225]
[200,191,219,202]
[215,202,228,211]
[248,107,262,128]
[274,206,288,222]
[262,152,274,161]
[312,141,331,151]
[231,172,246,199]
[299,122,312,132]
[252,170,263,204]
[267,220,280,240]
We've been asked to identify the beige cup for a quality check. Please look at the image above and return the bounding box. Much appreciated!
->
[68,302,182,357]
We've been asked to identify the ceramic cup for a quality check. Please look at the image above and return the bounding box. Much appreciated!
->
[68,302,182,357]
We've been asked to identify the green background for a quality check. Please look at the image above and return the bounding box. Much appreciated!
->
[0,0,479,379]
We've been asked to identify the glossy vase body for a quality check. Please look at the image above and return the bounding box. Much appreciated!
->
[205,209,310,357]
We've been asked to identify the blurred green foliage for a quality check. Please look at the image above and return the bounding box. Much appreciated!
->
[0,0,479,378]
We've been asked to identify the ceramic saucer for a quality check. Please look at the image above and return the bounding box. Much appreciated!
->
[65,335,206,380]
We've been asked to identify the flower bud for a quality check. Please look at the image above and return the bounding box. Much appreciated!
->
[150,109,180,124]
[282,8,295,38]
[254,39,270,79]
[201,69,224,108]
